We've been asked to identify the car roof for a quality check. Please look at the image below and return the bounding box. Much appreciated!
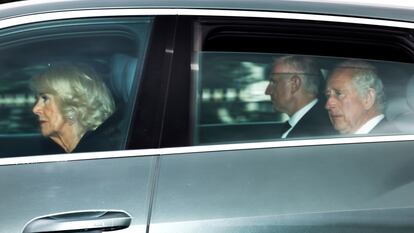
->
[1,0,414,23]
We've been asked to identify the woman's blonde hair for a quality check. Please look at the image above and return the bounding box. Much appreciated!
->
[31,63,115,131]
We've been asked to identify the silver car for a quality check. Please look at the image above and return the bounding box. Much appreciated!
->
[1,0,414,232]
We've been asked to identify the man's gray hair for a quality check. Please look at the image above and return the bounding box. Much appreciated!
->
[275,55,322,96]
[335,59,385,112]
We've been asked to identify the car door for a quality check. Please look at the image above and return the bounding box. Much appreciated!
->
[150,11,414,233]
[0,6,176,233]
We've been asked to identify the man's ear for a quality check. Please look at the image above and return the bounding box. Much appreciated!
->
[290,75,301,94]
[363,88,376,110]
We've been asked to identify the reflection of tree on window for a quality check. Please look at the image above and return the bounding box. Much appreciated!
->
[199,53,281,125]
[0,68,39,134]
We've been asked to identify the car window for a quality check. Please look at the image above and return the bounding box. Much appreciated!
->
[187,16,414,145]
[195,52,284,144]
[0,17,153,156]
[194,52,414,144]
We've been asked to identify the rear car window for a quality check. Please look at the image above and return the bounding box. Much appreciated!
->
[189,17,414,145]
[194,52,413,144]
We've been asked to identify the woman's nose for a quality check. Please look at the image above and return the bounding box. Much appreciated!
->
[32,101,41,115]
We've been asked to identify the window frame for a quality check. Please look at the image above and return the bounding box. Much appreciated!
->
[2,8,414,162]
[0,10,177,157]
[161,13,414,148]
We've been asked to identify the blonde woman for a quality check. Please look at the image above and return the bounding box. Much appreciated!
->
[31,64,115,153]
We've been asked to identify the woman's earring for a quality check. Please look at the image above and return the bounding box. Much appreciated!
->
[68,116,75,125]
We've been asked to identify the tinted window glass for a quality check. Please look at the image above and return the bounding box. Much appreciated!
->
[179,17,414,146]
[0,17,153,156]
[195,52,412,144]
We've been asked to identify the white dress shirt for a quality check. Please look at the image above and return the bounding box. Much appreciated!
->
[354,114,384,134]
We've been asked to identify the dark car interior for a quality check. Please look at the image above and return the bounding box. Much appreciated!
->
[0,18,146,156]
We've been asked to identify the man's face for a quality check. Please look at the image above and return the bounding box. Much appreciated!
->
[325,69,369,134]
[265,63,294,114]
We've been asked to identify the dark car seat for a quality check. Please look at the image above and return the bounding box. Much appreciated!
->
[110,53,139,104]
[77,54,140,152]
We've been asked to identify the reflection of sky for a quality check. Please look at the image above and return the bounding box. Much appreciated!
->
[202,81,269,102]
[202,61,269,103]
[199,55,283,124]
[240,61,266,82]
[239,81,269,102]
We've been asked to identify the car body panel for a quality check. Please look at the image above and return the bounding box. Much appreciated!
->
[0,155,156,233]
[151,139,414,232]
[2,0,414,23]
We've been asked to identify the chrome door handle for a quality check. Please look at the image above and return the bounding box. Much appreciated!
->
[22,210,132,233]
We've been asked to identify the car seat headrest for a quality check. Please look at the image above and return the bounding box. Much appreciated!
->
[110,54,139,103]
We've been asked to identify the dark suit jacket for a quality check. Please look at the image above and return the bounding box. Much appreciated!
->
[285,100,336,138]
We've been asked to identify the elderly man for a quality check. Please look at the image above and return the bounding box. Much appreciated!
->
[325,60,396,134]
[265,55,335,138]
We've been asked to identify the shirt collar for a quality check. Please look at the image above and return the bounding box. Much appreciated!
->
[288,99,318,128]
[354,114,384,134]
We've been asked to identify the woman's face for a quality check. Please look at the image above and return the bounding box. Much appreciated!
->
[32,93,68,137]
